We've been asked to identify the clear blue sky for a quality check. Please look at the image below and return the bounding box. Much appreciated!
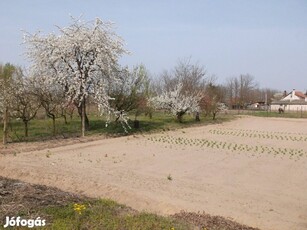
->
[0,0,306,91]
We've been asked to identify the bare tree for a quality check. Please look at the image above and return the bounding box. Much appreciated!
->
[31,75,67,135]
[161,58,206,96]
[225,74,257,109]
[238,74,258,107]
[199,81,226,119]
[11,71,41,138]
[225,77,239,109]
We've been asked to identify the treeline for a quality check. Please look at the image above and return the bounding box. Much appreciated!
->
[0,17,279,144]
[0,60,278,143]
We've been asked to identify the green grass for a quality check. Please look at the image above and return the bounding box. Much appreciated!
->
[2,110,307,143]
[37,199,189,230]
[231,110,307,118]
[0,112,234,143]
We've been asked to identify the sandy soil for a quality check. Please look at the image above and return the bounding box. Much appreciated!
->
[0,116,307,230]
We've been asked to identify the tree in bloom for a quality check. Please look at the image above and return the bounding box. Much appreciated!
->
[150,82,201,122]
[24,17,128,137]
[151,59,205,122]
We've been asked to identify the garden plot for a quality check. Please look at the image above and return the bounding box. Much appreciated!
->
[209,128,307,142]
[0,116,307,230]
[147,135,307,160]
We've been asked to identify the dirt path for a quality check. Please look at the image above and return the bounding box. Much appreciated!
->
[1,116,307,230]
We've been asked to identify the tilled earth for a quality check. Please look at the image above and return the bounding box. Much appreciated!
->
[2,117,306,229]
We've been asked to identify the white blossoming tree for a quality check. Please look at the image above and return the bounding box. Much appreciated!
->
[24,17,127,137]
[150,82,201,122]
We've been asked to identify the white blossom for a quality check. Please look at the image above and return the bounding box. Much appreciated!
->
[150,82,201,121]
[23,16,129,133]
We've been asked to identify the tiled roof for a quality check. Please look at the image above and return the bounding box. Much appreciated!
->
[295,91,307,99]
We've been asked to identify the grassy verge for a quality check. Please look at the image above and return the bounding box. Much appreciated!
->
[0,112,234,143]
[228,109,307,118]
[0,176,259,230]
[1,109,306,144]
[41,200,189,230]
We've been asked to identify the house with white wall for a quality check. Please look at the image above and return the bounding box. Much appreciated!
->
[271,89,307,112]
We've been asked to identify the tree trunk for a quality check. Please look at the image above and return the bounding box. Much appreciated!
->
[61,108,68,124]
[176,110,187,123]
[52,116,56,136]
[77,102,89,131]
[134,120,140,129]
[212,112,216,120]
[177,113,183,123]
[63,114,68,124]
[81,100,86,137]
[195,112,200,121]
[24,120,28,137]
[3,107,9,145]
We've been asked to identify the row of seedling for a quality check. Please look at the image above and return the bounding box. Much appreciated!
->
[147,135,307,159]
[208,129,307,142]
[213,128,307,135]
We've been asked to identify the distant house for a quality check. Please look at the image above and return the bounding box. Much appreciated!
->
[247,101,267,110]
[271,89,307,112]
